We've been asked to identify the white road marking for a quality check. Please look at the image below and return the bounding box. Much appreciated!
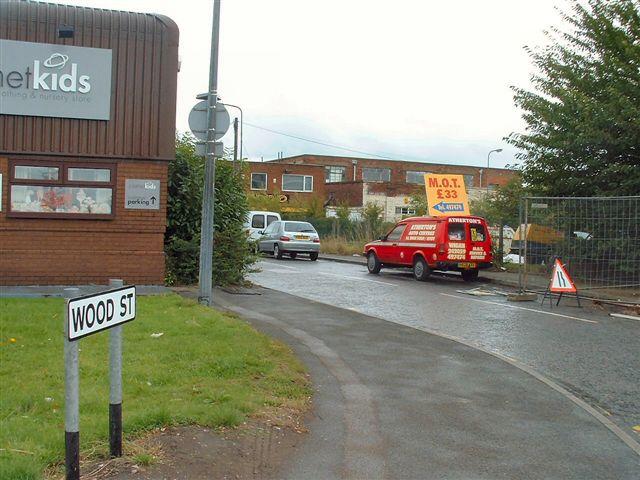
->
[318,271,397,287]
[439,293,598,324]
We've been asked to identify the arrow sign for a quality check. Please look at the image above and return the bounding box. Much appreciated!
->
[150,196,156,205]
[433,201,465,213]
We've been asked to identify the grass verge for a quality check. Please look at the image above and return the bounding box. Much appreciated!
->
[320,236,366,256]
[0,294,310,479]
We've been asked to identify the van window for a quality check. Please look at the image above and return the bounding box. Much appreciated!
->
[470,224,486,242]
[251,215,265,229]
[448,223,466,241]
[386,224,406,241]
[267,215,279,226]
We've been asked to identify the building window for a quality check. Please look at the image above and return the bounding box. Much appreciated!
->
[251,172,267,190]
[363,167,390,183]
[395,206,416,215]
[406,171,429,184]
[325,165,346,183]
[282,174,313,192]
[464,174,474,188]
[9,161,115,218]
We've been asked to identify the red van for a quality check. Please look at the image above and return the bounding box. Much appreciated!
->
[363,215,493,282]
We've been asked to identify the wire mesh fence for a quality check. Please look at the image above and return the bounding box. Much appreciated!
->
[515,196,640,293]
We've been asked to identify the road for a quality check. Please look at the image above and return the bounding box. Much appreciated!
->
[249,257,640,435]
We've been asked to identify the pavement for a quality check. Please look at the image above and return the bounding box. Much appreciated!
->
[213,285,640,479]
[318,253,640,305]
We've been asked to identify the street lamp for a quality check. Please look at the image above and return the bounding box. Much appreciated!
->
[219,102,243,161]
[486,148,503,190]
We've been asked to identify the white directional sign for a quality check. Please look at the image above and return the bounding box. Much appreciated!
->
[67,286,136,341]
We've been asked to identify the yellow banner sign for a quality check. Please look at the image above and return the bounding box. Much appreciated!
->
[424,174,470,216]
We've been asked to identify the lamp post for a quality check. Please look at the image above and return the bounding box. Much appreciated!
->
[486,148,503,191]
[219,102,243,161]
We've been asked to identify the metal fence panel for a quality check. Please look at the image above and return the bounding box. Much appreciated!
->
[517,196,640,293]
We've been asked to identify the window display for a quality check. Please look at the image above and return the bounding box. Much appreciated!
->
[9,161,115,218]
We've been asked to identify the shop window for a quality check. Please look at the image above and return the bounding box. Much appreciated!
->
[282,174,313,192]
[363,167,390,182]
[251,173,267,190]
[325,165,346,183]
[8,161,115,218]
[405,171,429,184]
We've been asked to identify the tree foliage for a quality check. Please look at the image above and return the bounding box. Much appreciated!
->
[507,0,640,196]
[165,135,255,286]
[469,176,527,226]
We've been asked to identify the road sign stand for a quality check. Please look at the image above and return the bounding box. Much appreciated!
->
[541,257,581,308]
[64,287,81,480]
[63,283,136,478]
[108,279,124,458]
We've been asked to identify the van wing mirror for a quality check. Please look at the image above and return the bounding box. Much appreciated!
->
[258,230,264,235]
[378,235,385,241]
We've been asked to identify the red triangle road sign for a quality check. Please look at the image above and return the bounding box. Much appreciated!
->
[549,259,577,293]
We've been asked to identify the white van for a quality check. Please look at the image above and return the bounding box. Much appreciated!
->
[245,211,281,241]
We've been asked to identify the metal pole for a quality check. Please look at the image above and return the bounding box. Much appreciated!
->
[198,0,221,306]
[518,199,523,293]
[233,117,239,167]
[108,279,124,458]
[64,287,81,480]
[523,199,529,292]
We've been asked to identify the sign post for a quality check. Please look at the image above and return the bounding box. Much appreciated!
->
[108,279,124,458]
[424,174,470,217]
[64,284,136,478]
[64,287,81,480]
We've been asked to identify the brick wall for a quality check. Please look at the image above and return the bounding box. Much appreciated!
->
[0,157,167,285]
[246,162,326,204]
[270,154,516,188]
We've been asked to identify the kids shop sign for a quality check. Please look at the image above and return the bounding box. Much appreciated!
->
[0,39,112,120]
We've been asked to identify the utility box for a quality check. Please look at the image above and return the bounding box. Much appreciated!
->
[0,1,179,285]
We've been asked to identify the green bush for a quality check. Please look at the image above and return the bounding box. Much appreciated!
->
[165,135,255,286]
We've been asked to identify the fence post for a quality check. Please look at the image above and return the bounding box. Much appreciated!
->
[518,198,524,293]
[64,287,81,480]
[108,279,124,458]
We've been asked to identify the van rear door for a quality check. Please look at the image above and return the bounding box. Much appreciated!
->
[468,220,491,263]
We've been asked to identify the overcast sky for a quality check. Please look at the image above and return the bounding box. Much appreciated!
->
[62,0,561,168]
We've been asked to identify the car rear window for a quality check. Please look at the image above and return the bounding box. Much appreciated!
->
[470,224,486,242]
[448,223,466,241]
[284,222,316,233]
[251,215,265,228]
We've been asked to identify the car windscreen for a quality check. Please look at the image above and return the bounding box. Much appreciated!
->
[284,222,316,233]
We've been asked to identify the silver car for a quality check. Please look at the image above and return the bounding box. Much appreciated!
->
[258,221,320,260]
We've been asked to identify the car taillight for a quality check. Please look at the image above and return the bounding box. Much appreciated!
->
[313,238,320,243]
[280,236,290,242]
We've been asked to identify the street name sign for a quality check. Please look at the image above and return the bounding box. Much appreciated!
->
[424,174,470,217]
[67,286,136,341]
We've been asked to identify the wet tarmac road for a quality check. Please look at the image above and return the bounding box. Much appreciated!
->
[249,257,640,435]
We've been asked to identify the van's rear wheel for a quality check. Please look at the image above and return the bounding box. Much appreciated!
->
[367,252,381,274]
[274,244,283,259]
[461,269,479,282]
[413,256,431,281]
